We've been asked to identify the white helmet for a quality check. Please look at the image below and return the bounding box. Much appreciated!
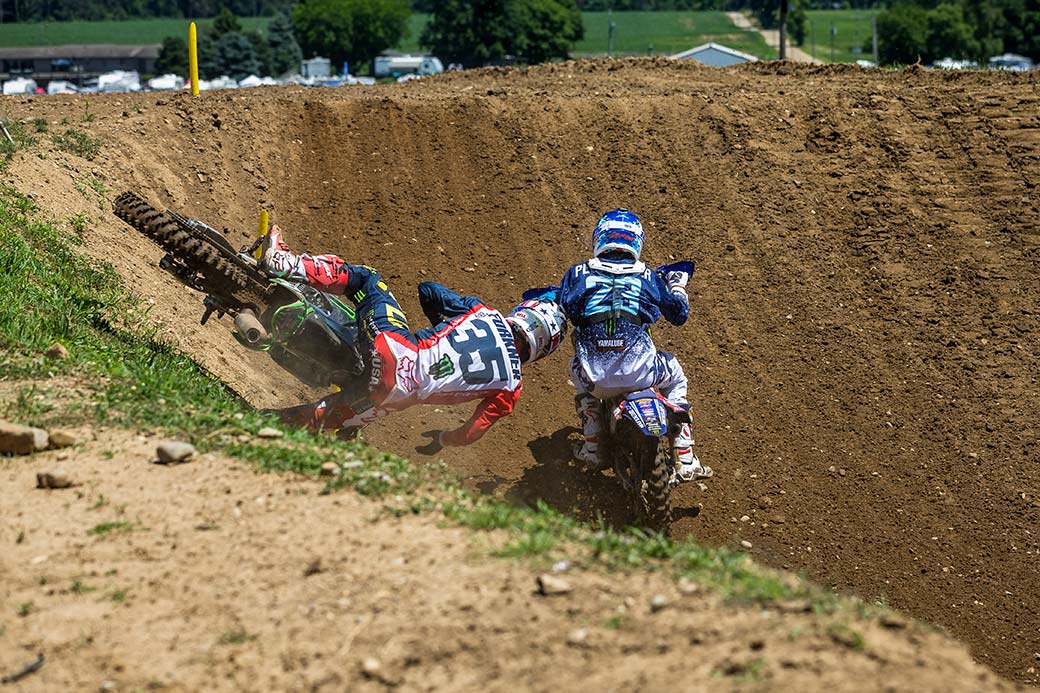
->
[506,299,567,365]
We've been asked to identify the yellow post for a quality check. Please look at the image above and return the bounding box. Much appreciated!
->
[255,209,269,259]
[188,22,199,96]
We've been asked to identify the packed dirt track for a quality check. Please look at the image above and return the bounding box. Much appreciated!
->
[1,57,1037,684]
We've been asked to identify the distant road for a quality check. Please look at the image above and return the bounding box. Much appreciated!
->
[726,11,822,63]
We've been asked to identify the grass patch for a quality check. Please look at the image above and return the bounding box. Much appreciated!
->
[0,16,273,47]
[218,629,256,645]
[109,589,128,603]
[396,11,772,58]
[52,128,101,159]
[17,601,34,617]
[88,521,133,536]
[71,580,97,594]
[445,496,807,603]
[804,9,880,64]
[0,119,38,171]
[828,622,866,650]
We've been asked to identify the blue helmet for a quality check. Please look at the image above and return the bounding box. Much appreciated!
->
[592,208,644,261]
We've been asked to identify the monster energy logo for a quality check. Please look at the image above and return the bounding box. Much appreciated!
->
[428,354,455,380]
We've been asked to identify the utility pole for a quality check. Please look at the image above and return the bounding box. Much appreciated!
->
[779,0,788,60]
[607,8,617,57]
[871,14,878,64]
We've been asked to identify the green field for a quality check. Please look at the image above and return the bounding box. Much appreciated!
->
[803,10,880,64]
[576,11,771,58]
[401,11,772,59]
[0,11,770,62]
[0,16,271,46]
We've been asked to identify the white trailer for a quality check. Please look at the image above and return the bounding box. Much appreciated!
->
[373,55,444,78]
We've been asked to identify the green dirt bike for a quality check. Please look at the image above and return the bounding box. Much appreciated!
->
[112,192,370,405]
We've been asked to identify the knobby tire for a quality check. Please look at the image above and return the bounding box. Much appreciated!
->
[112,191,266,305]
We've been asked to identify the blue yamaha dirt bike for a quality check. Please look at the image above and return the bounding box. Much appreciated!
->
[112,192,369,401]
[527,262,695,528]
[599,387,691,528]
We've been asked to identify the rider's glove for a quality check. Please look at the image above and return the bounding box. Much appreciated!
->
[658,261,694,297]
[666,269,689,295]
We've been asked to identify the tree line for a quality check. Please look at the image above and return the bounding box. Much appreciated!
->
[873,0,1038,64]
[0,1,292,22]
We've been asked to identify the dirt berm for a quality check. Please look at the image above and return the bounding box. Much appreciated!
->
[2,57,1037,684]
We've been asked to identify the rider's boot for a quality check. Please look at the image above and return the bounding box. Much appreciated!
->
[674,422,713,483]
[259,225,306,280]
[573,393,604,471]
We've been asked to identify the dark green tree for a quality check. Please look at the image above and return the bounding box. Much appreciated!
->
[212,7,243,36]
[924,3,980,60]
[267,8,304,75]
[789,0,809,46]
[422,0,582,67]
[214,31,262,78]
[508,0,583,63]
[245,29,275,75]
[197,34,220,78]
[154,36,190,76]
[422,0,512,66]
[876,4,928,64]
[293,0,410,70]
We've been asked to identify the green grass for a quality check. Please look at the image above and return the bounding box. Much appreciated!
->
[52,128,101,160]
[88,521,133,536]
[576,11,771,58]
[0,119,38,172]
[218,629,256,645]
[0,12,768,61]
[396,11,772,59]
[0,16,272,47]
[803,10,880,64]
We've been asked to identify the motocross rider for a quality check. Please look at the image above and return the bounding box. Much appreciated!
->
[557,208,712,483]
[259,226,566,451]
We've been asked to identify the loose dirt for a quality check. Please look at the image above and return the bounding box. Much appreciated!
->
[1,58,1037,684]
[0,432,1019,691]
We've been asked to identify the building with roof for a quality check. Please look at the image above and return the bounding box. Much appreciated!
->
[0,44,160,85]
[670,43,758,67]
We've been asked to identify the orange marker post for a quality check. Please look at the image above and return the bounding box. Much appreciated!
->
[188,22,199,96]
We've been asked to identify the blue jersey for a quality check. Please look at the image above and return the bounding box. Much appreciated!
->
[558,257,688,390]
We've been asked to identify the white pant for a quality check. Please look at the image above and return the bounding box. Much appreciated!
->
[570,351,688,407]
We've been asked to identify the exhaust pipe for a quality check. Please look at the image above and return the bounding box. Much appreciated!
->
[234,309,270,349]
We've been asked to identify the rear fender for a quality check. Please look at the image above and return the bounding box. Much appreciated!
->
[614,389,669,437]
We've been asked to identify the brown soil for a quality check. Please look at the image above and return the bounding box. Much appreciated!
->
[2,57,1037,684]
[0,432,1020,691]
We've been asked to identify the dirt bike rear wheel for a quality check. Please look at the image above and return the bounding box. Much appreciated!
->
[112,191,268,306]
[643,437,674,528]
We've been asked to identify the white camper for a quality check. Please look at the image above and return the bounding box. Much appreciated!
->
[373,54,444,79]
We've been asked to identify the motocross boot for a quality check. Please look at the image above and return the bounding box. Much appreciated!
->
[673,422,713,484]
[259,225,305,280]
[573,393,605,471]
